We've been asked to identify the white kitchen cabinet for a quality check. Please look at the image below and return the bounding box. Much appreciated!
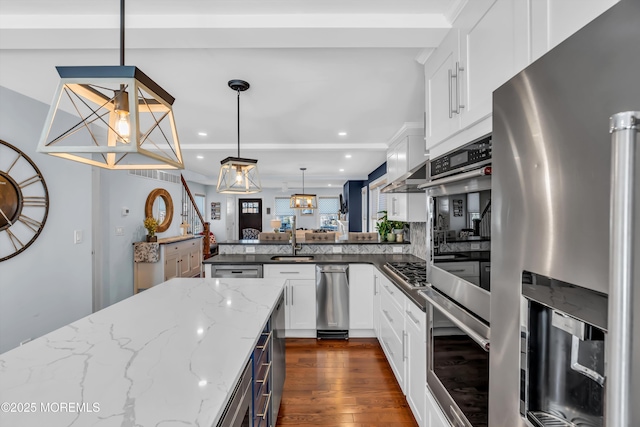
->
[424,0,617,158]
[375,272,428,426]
[379,294,406,392]
[385,130,427,223]
[426,386,450,427]
[387,192,427,223]
[287,279,316,331]
[459,0,529,130]
[264,264,317,337]
[530,0,619,62]
[373,268,383,339]
[424,28,462,151]
[134,237,203,293]
[405,302,427,427]
[348,264,375,336]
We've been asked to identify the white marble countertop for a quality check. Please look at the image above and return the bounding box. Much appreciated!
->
[0,277,285,427]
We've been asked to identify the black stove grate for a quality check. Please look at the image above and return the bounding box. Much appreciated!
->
[384,261,428,287]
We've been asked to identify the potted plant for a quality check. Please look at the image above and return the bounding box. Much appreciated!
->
[375,211,392,241]
[392,221,407,242]
[144,216,158,242]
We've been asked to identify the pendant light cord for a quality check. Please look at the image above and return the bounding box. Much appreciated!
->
[237,88,241,158]
[120,0,125,66]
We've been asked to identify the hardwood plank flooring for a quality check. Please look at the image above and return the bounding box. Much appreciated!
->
[276,338,419,427]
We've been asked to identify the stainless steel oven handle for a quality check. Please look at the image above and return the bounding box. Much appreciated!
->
[419,290,490,352]
[450,405,466,427]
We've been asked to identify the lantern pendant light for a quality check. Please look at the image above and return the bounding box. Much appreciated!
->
[216,79,262,194]
[37,0,183,170]
[290,168,317,209]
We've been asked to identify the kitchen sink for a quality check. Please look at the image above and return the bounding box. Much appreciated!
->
[270,255,315,262]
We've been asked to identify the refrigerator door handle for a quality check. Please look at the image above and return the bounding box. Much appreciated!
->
[607,111,640,427]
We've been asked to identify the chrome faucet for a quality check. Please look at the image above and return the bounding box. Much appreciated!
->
[291,215,301,255]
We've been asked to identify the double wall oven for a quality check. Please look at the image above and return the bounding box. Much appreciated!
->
[417,135,493,427]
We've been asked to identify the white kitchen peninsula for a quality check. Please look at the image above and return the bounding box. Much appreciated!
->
[0,277,285,427]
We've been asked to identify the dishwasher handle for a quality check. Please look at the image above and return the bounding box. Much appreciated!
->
[318,265,349,274]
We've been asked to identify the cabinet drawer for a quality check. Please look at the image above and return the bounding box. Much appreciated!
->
[264,264,315,279]
[380,309,404,386]
[436,261,479,275]
[405,300,426,331]
[380,276,405,311]
[381,292,404,341]
[254,390,271,427]
[254,329,271,361]
[163,242,184,256]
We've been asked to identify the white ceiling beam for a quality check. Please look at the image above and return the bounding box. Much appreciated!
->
[180,143,388,151]
[0,13,450,49]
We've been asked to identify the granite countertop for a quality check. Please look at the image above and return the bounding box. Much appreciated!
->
[0,278,285,427]
[203,253,428,311]
[434,251,491,263]
[218,239,409,245]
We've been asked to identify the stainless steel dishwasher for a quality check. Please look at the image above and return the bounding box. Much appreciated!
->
[316,265,349,339]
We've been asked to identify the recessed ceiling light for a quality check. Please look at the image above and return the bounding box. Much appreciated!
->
[197,155,204,159]
[198,132,207,136]
[339,168,345,172]
[338,132,347,136]
[345,154,352,159]
[328,184,332,187]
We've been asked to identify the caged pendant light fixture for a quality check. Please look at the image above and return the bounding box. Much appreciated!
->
[216,79,262,194]
[290,167,317,209]
[37,0,183,170]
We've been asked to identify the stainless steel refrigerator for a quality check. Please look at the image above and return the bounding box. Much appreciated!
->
[492,1,640,426]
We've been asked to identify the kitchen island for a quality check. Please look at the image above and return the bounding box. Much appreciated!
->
[0,277,285,427]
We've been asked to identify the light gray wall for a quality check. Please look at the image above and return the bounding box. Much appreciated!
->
[99,170,185,306]
[0,86,93,353]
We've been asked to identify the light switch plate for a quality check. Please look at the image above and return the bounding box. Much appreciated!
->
[245,246,256,253]
[332,246,342,253]
[115,227,124,236]
[74,229,83,244]
[392,246,403,253]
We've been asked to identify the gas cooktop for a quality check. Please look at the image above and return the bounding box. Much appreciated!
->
[383,261,428,288]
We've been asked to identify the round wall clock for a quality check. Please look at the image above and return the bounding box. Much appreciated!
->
[0,139,49,262]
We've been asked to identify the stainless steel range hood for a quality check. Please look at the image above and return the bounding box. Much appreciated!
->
[381,162,428,194]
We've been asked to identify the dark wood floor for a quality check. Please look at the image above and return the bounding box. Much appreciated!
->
[276,338,419,427]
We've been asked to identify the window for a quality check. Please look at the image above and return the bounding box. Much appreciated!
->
[274,197,294,231]
[241,201,260,214]
[369,178,387,232]
[318,197,340,231]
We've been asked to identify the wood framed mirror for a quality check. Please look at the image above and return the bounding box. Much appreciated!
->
[145,188,173,233]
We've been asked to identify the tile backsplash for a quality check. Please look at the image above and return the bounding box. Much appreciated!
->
[409,222,427,261]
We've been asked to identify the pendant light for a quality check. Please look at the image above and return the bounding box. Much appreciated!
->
[37,0,183,170]
[216,79,262,194]
[290,168,317,209]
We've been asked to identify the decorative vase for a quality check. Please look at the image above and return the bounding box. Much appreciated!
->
[146,235,157,242]
[386,232,396,242]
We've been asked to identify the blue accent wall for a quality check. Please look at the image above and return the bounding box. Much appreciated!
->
[342,161,387,232]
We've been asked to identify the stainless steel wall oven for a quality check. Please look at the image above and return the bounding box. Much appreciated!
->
[419,134,492,323]
[419,287,490,427]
